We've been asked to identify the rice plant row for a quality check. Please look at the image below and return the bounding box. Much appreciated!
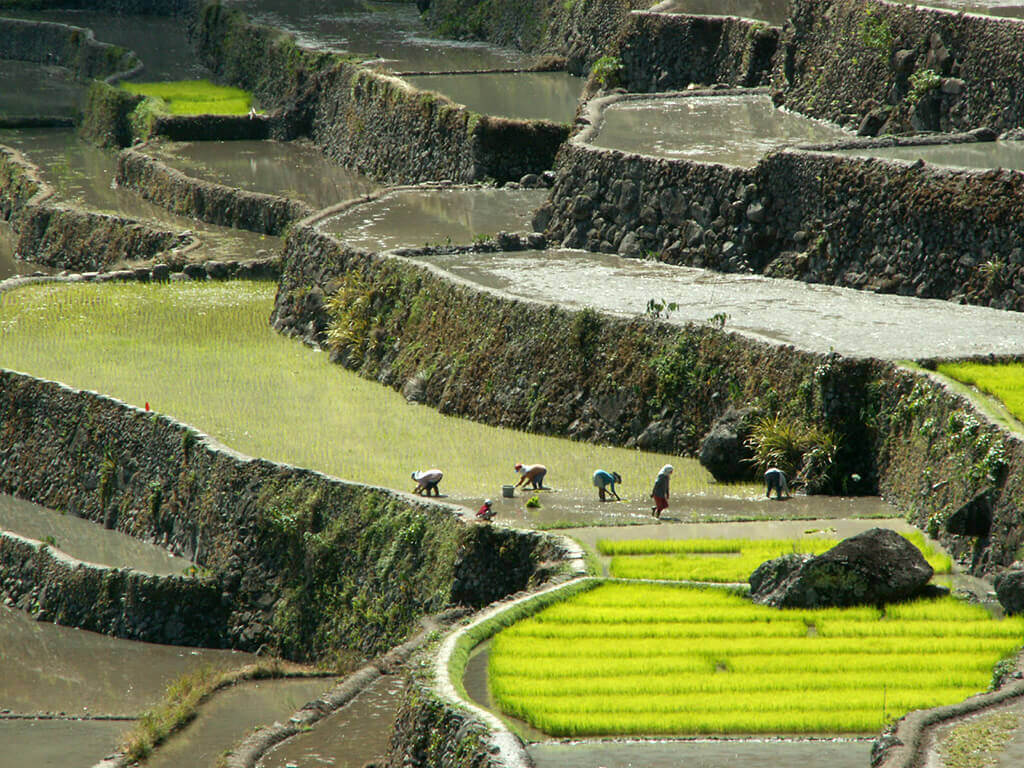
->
[488,583,1024,736]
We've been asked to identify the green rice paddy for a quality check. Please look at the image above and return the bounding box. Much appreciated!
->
[938,361,1024,422]
[597,532,952,582]
[119,80,253,115]
[0,281,728,499]
[489,583,1024,736]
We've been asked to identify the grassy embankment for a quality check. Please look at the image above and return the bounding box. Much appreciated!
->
[598,532,952,582]
[119,80,254,115]
[489,583,1024,736]
[0,281,740,499]
[938,361,1024,426]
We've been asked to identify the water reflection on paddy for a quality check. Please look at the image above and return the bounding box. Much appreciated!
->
[651,0,790,24]
[402,71,582,122]
[591,95,850,166]
[0,61,84,120]
[0,719,125,768]
[832,139,1024,172]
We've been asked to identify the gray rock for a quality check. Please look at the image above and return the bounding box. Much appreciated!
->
[636,420,674,451]
[750,528,934,608]
[940,78,965,96]
[746,202,766,224]
[945,490,993,537]
[698,407,761,482]
[150,264,171,282]
[618,232,642,257]
[994,569,1024,615]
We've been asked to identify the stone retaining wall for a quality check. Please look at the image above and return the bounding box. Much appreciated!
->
[0,16,140,81]
[0,0,195,12]
[193,3,569,184]
[0,531,226,646]
[775,0,1024,134]
[540,93,1024,310]
[117,147,313,236]
[0,368,564,657]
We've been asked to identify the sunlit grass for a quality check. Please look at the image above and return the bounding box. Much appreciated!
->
[489,583,1024,736]
[120,80,254,116]
[0,282,744,499]
[937,361,1024,422]
[598,531,951,582]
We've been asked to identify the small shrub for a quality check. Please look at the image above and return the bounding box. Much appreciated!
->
[907,68,941,104]
[590,56,623,89]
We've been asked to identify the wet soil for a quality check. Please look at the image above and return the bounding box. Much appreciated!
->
[591,94,851,166]
[317,187,548,251]
[415,248,1024,359]
[257,675,405,768]
[222,0,531,72]
[923,696,1024,768]
[401,72,583,123]
[143,678,334,768]
[0,493,192,576]
[0,719,125,768]
[834,140,1024,172]
[0,61,84,120]
[0,603,255,716]
[651,0,790,24]
[141,139,379,210]
[887,0,1024,18]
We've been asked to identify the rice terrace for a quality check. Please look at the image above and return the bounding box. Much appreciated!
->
[5,1,1024,768]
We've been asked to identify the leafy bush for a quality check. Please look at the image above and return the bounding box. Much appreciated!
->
[745,414,839,492]
[590,56,623,89]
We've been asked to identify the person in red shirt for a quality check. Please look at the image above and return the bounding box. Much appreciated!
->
[476,499,495,521]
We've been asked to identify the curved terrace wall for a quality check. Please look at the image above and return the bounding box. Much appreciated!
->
[0,0,196,12]
[541,92,1024,310]
[0,367,563,657]
[192,4,568,185]
[0,17,141,82]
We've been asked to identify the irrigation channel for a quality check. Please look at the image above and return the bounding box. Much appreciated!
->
[2,1,1024,767]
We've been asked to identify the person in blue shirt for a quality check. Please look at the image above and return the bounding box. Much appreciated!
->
[593,469,622,501]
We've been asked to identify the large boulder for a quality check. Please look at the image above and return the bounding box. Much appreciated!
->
[698,407,762,482]
[994,569,1024,616]
[750,528,934,608]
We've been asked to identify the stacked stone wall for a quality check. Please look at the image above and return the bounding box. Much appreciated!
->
[0,17,140,81]
[0,0,195,13]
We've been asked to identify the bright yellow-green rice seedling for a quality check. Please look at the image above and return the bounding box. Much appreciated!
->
[120,80,254,115]
[0,282,733,500]
[488,583,1024,737]
[598,533,950,582]
[937,361,1024,422]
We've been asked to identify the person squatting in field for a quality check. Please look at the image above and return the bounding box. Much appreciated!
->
[411,468,443,496]
[764,467,789,499]
[593,469,622,501]
[514,463,547,490]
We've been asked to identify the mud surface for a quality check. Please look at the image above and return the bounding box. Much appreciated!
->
[142,139,379,210]
[144,678,334,768]
[0,719,124,768]
[416,248,1024,359]
[0,493,192,575]
[0,61,84,120]
[651,0,790,24]
[0,604,255,715]
[0,128,281,263]
[257,675,405,768]
[401,72,582,123]
[923,696,1024,768]
[887,0,1024,18]
[2,9,206,81]
[317,187,548,250]
[591,95,851,166]
[222,0,531,72]
[834,140,1024,172]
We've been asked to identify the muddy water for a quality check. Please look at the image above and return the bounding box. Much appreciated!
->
[416,248,1024,360]
[0,719,125,768]
[144,678,333,768]
[222,0,531,72]
[651,0,790,24]
[257,675,405,768]
[317,187,548,251]
[0,604,255,715]
[0,494,191,576]
[1,10,207,81]
[834,140,1024,172]
[888,0,1024,18]
[141,139,379,210]
[402,72,582,123]
[0,221,48,280]
[591,95,851,166]
[0,61,84,120]
[0,128,281,263]
[529,738,873,768]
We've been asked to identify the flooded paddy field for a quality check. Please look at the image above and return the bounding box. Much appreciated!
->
[650,0,791,24]
[257,675,405,768]
[0,9,207,81]
[0,61,84,121]
[415,248,1024,359]
[0,494,191,576]
[317,186,549,251]
[140,139,380,210]
[222,0,531,72]
[401,71,583,123]
[590,94,851,166]
[833,139,1024,172]
[889,0,1024,18]
[0,128,281,264]
[0,719,125,768]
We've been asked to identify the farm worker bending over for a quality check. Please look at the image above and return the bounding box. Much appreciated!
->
[650,464,673,518]
[514,463,547,490]
[593,469,622,501]
[764,467,789,499]
[411,468,443,496]
[476,499,495,522]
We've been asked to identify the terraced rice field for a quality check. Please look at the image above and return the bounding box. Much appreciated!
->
[938,361,1024,422]
[489,583,1024,736]
[597,532,952,582]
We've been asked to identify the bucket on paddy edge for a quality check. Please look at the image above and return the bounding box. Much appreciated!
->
[501,484,515,498]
